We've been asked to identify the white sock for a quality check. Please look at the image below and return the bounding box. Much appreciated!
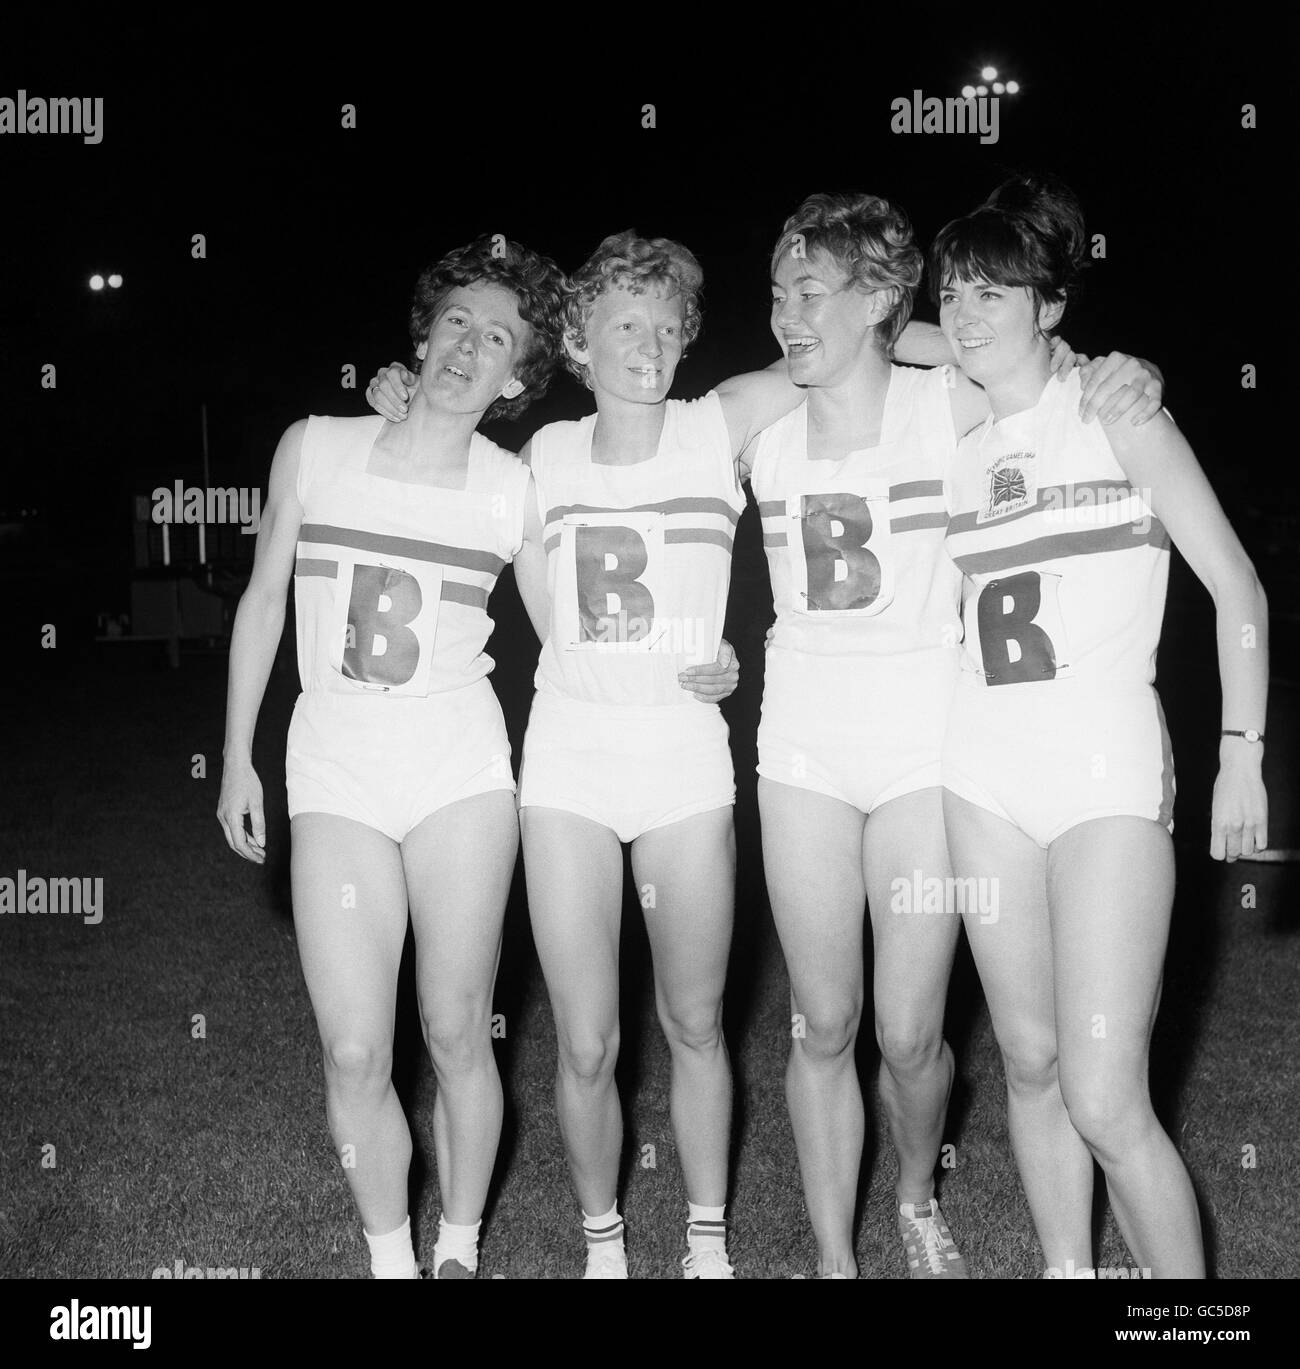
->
[364,1216,418,1279]
[582,1204,625,1251]
[433,1216,481,1273]
[686,1202,727,1250]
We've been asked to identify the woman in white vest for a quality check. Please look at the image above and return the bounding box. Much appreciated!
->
[217,238,567,1279]
[750,191,1164,1279]
[935,175,1269,1277]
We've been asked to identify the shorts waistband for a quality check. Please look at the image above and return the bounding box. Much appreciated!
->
[295,677,497,713]
[530,686,718,724]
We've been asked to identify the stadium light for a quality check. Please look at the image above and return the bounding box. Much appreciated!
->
[981,65,998,80]
[961,85,976,99]
[89,274,105,291]
[993,81,1005,94]
[108,273,123,288]
[1006,80,1020,93]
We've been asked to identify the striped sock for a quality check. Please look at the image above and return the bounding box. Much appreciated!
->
[582,1204,625,1251]
[686,1202,727,1252]
[364,1216,418,1279]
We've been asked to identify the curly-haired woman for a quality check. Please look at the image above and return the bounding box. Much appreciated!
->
[217,237,567,1280]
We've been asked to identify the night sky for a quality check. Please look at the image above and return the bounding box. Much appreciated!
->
[0,20,1287,657]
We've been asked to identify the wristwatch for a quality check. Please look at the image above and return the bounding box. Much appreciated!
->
[1221,729,1264,743]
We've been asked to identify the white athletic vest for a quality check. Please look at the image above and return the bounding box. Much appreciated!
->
[293,415,529,696]
[532,393,744,707]
[751,365,963,657]
[943,370,1170,687]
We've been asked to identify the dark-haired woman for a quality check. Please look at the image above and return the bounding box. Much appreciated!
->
[752,192,1162,1279]
[935,177,1268,1277]
[217,238,568,1279]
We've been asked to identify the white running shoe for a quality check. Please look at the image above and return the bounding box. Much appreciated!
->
[682,1247,735,1279]
[583,1243,629,1279]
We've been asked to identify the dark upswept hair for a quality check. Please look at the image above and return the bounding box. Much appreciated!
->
[408,235,568,422]
[928,173,1088,329]
[562,230,704,388]
[770,192,923,352]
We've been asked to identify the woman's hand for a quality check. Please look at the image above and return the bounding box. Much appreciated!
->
[1049,334,1082,378]
[217,759,268,863]
[1077,352,1164,425]
[366,362,418,422]
[1209,744,1268,861]
[679,639,739,701]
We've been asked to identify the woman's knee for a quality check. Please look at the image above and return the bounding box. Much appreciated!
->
[793,1002,863,1063]
[322,1035,392,1090]
[998,1036,1059,1098]
[558,1026,620,1084]
[1060,1076,1154,1159]
[875,1014,944,1077]
[421,1003,493,1076]
[658,999,724,1055]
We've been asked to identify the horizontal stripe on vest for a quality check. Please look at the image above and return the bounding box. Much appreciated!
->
[761,512,945,549]
[890,478,946,501]
[295,559,488,609]
[946,480,1141,536]
[295,557,338,579]
[545,498,740,527]
[439,580,489,610]
[950,521,1170,575]
[758,480,945,520]
[298,524,505,575]
[543,528,734,555]
[890,511,949,534]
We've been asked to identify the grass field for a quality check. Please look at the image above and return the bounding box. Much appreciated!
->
[1,645,1297,1280]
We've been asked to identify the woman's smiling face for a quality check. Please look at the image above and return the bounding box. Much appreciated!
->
[568,282,686,402]
[770,247,889,386]
[938,275,1061,385]
[416,281,527,412]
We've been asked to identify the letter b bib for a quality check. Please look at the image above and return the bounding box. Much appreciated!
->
[789,481,894,616]
[559,511,668,650]
[969,570,1071,685]
[328,552,443,694]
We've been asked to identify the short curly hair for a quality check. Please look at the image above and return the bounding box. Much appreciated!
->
[562,231,704,389]
[771,192,923,353]
[408,235,568,423]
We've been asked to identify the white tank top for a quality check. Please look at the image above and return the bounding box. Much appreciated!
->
[532,392,744,708]
[751,365,963,657]
[943,370,1170,687]
[293,414,529,697]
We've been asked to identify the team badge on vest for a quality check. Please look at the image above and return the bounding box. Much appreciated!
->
[978,450,1037,523]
